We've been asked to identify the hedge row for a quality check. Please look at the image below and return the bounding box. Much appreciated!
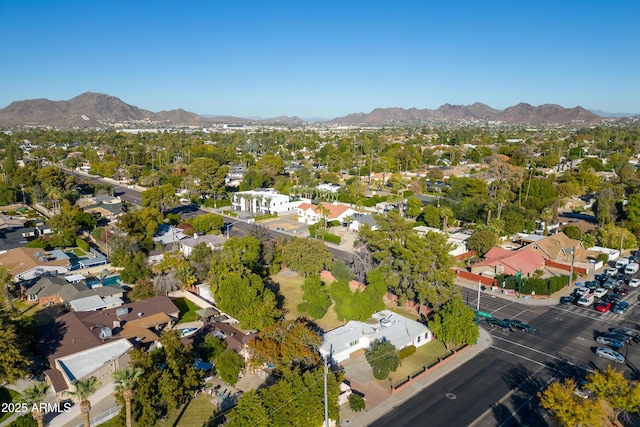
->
[398,345,417,359]
[308,225,342,244]
[495,273,570,295]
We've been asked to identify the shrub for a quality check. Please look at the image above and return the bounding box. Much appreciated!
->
[596,253,609,264]
[323,233,341,244]
[348,393,366,412]
[75,237,90,252]
[398,345,417,359]
[328,220,341,227]
[25,238,50,249]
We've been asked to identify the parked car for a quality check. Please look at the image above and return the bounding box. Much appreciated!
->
[612,302,630,314]
[603,280,617,289]
[609,327,635,337]
[595,274,608,284]
[560,295,577,305]
[596,336,625,350]
[606,267,618,276]
[614,287,630,297]
[585,281,599,290]
[600,332,632,343]
[603,294,620,304]
[593,288,607,298]
[595,302,612,313]
[595,347,625,363]
[629,278,640,288]
[574,286,590,296]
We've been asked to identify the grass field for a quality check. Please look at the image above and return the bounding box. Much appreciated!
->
[271,271,345,332]
[100,394,216,427]
[173,297,199,324]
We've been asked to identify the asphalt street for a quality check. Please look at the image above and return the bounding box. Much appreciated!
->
[370,281,640,427]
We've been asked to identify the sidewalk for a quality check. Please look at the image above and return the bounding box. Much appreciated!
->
[340,326,493,427]
[51,383,117,427]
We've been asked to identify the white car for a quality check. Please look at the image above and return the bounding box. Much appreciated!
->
[606,268,618,276]
[595,347,625,363]
[593,288,607,298]
[629,278,640,288]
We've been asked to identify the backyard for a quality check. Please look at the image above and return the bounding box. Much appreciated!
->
[379,339,448,389]
[271,270,344,331]
[172,297,199,324]
[100,393,217,427]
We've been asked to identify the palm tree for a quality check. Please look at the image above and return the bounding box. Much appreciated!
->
[113,367,144,427]
[22,382,50,427]
[65,376,101,427]
[439,206,455,232]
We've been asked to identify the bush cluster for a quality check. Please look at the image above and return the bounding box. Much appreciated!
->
[398,345,417,359]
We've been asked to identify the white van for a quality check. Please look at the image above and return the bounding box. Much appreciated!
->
[577,293,595,308]
[625,263,639,276]
[616,258,630,269]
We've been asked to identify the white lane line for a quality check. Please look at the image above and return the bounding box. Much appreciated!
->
[492,336,595,373]
[490,345,549,368]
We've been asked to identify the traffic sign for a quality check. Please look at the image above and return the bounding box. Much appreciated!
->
[476,310,492,319]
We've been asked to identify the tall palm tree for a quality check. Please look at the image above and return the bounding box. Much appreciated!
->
[113,367,144,427]
[22,382,49,427]
[65,376,101,427]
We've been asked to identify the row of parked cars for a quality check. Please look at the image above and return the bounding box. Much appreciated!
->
[560,283,631,314]
[593,327,640,363]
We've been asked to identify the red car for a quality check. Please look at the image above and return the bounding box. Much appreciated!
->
[596,302,612,313]
[614,287,630,297]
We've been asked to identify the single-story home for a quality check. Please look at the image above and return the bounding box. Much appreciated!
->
[297,202,356,225]
[179,233,226,258]
[319,310,432,364]
[470,247,546,277]
[0,247,71,281]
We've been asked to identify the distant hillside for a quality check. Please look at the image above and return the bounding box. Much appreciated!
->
[330,103,602,125]
[0,92,610,127]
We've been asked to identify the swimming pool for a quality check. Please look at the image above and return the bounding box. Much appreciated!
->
[86,275,121,287]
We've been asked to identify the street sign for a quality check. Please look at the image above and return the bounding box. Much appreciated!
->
[476,310,492,319]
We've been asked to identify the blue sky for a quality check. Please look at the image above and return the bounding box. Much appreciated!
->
[1,0,638,119]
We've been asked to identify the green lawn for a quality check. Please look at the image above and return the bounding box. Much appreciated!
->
[0,387,23,424]
[100,394,216,427]
[271,271,344,332]
[379,339,451,389]
[173,298,199,324]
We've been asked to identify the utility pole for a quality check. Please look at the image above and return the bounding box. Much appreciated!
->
[20,184,26,206]
[323,354,329,427]
[619,224,625,257]
[568,245,576,287]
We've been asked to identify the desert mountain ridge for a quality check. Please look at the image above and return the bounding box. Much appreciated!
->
[0,92,632,128]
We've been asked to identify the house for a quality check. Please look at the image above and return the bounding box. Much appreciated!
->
[0,247,71,281]
[179,233,226,258]
[41,296,179,398]
[316,183,342,193]
[412,226,469,257]
[206,322,258,362]
[470,247,546,278]
[296,202,356,225]
[526,232,599,266]
[22,275,124,307]
[348,213,378,232]
[153,224,188,246]
[225,165,247,187]
[232,188,303,215]
[0,220,52,253]
[319,310,432,364]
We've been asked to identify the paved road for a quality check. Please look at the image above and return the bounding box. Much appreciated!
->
[373,280,640,427]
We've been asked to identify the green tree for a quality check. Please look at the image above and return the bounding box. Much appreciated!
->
[418,204,441,228]
[360,211,457,308]
[198,335,227,362]
[597,224,637,250]
[214,272,280,330]
[141,184,176,212]
[64,376,101,427]
[214,350,245,385]
[157,330,202,409]
[348,393,366,412]
[365,339,401,380]
[501,209,525,235]
[188,158,228,199]
[405,196,423,218]
[189,213,224,235]
[580,233,597,249]
[297,275,331,319]
[0,305,30,384]
[563,225,581,240]
[113,367,144,427]
[21,382,49,427]
[594,187,617,227]
[119,252,152,284]
[428,296,479,349]
[225,390,270,427]
[281,237,332,277]
[467,230,499,256]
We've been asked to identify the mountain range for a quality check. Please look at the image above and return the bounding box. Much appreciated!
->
[0,92,633,128]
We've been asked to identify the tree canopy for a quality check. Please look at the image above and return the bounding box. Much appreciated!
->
[365,339,401,380]
[281,237,332,277]
[428,296,479,349]
[249,320,322,371]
